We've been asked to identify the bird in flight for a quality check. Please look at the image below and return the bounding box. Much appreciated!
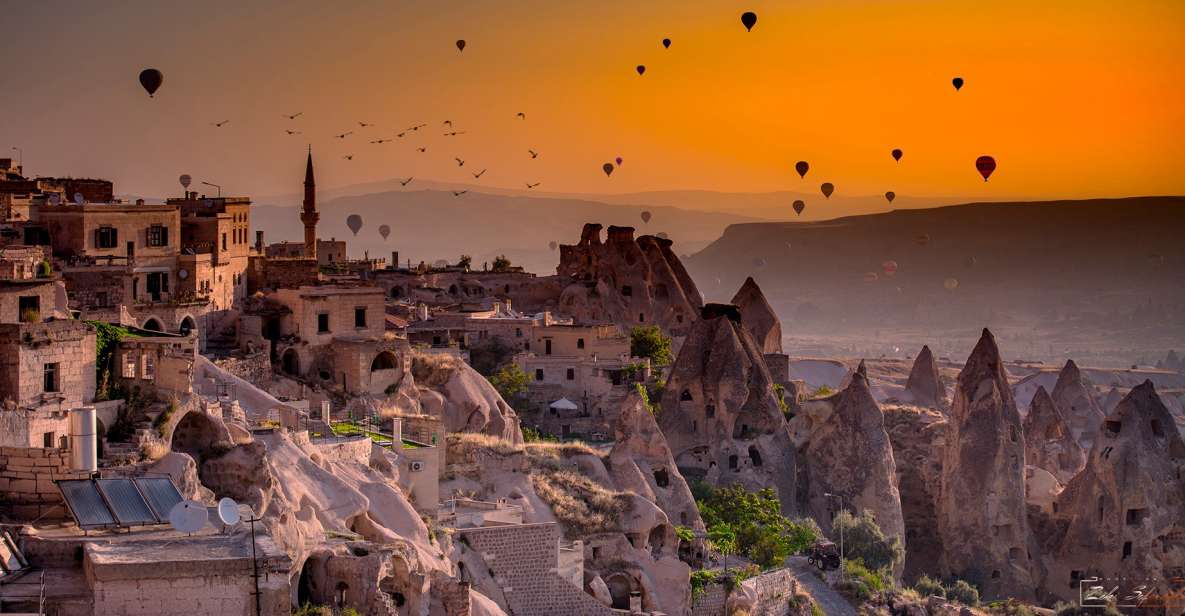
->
[211,120,230,127]
[335,131,354,139]
[282,112,303,120]
[358,121,373,128]
[405,123,427,132]
[472,169,487,179]
[443,120,453,128]
[343,155,354,161]
[396,131,406,138]
[455,158,465,167]
[399,177,414,186]
[285,129,302,135]
[416,147,427,153]
[452,190,468,197]
[528,150,539,159]
[370,138,393,144]
[443,131,466,137]
[516,112,526,119]
[526,182,540,189]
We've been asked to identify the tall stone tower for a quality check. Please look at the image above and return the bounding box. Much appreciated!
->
[300,147,319,259]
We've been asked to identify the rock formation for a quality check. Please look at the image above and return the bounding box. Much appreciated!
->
[937,329,1035,601]
[556,224,703,337]
[730,276,783,354]
[883,405,947,583]
[1163,349,1182,372]
[905,345,947,409]
[1037,381,1185,603]
[1050,359,1104,448]
[798,366,905,550]
[412,353,524,444]
[1022,386,1086,483]
[1099,386,1124,416]
[657,303,797,511]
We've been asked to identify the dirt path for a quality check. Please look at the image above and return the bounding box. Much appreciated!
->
[786,556,857,616]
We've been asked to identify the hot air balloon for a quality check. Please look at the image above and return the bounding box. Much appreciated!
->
[602,163,615,177]
[548,241,558,251]
[615,157,623,166]
[741,11,757,31]
[662,38,671,49]
[952,77,964,91]
[456,39,466,52]
[346,214,363,236]
[641,211,652,223]
[914,233,931,247]
[884,191,896,204]
[943,277,959,290]
[379,224,391,241]
[975,155,996,181]
[636,65,646,76]
[139,69,163,98]
[792,200,805,216]
[795,161,809,178]
[864,272,879,283]
[963,255,977,268]
[891,149,903,162]
[752,257,766,268]
[820,182,834,199]
[179,174,191,190]
[882,260,898,276]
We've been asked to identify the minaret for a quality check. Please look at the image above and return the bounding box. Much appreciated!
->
[300,146,320,259]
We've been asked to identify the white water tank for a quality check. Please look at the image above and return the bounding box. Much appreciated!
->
[391,418,402,443]
[69,406,97,473]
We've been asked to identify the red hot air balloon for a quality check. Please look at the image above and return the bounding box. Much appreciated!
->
[602,163,615,177]
[636,65,646,76]
[882,260,898,276]
[741,11,757,31]
[884,191,896,204]
[793,200,805,216]
[975,155,996,181]
[820,182,834,199]
[139,68,163,97]
[615,156,623,166]
[456,39,466,52]
[795,161,809,178]
[891,149,903,162]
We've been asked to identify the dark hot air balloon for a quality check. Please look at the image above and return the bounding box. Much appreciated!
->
[792,200,805,216]
[891,148,903,162]
[139,69,163,98]
[346,214,363,236]
[548,241,558,251]
[820,182,834,199]
[741,11,757,31]
[641,211,652,223]
[794,161,809,178]
[378,224,391,241]
[884,191,896,204]
[952,77,964,91]
[752,256,766,268]
[636,65,646,76]
[975,155,996,181]
[456,39,466,52]
[602,163,615,177]
[662,38,671,49]
[914,233,930,247]
[615,156,623,166]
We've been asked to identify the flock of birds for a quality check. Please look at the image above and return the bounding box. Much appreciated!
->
[134,9,999,283]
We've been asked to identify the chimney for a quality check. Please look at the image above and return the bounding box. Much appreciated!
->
[135,198,145,206]
[255,230,264,252]
[391,251,399,269]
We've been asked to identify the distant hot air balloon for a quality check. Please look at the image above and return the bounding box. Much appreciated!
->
[741,11,758,31]
[792,200,805,216]
[179,174,191,190]
[952,77,964,91]
[548,241,558,251]
[882,260,898,276]
[602,163,615,177]
[914,233,931,246]
[963,255,977,268]
[752,257,766,268]
[641,211,652,223]
[139,68,163,97]
[975,155,996,181]
[864,272,879,283]
[346,214,363,236]
[379,224,391,241]
[820,182,834,199]
[795,161,809,178]
[662,38,671,49]
[884,191,896,204]
[943,277,959,290]
[891,149,903,163]
[636,65,646,76]
[456,39,466,52]
[615,156,623,166]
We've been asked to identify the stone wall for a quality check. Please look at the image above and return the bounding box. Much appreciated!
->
[246,256,319,293]
[214,350,270,384]
[691,582,729,616]
[0,445,89,520]
[691,568,801,616]
[308,435,372,466]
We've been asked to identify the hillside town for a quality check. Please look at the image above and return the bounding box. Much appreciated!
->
[1,151,1183,616]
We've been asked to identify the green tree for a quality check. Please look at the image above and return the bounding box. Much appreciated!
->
[831,509,905,572]
[488,364,528,401]
[694,482,819,569]
[630,325,673,366]
[491,255,512,272]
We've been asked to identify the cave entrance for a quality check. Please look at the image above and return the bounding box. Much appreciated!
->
[606,573,633,610]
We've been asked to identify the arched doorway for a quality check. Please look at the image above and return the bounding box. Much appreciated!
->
[371,351,397,371]
[142,318,163,332]
[281,348,300,376]
[179,316,196,336]
[605,573,633,610]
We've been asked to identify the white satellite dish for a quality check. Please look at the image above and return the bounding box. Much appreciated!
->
[72,192,84,205]
[179,174,192,189]
[48,193,61,206]
[216,497,241,526]
[168,500,208,534]
[178,268,189,280]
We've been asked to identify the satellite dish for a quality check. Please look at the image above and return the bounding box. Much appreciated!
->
[73,192,84,205]
[178,268,189,280]
[217,497,241,526]
[168,500,208,534]
[48,193,61,206]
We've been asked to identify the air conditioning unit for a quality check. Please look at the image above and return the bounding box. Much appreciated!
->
[409,461,425,472]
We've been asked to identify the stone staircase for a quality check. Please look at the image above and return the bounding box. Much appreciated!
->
[98,406,167,468]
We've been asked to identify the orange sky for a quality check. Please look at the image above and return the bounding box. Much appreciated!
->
[1,0,1183,205]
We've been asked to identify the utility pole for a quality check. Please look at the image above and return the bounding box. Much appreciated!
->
[201,181,222,197]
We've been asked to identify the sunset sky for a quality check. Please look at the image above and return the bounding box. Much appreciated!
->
[2,0,1183,207]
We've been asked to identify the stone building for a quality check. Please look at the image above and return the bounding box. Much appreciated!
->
[168,193,252,311]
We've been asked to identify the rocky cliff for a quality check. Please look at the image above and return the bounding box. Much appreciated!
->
[730,276,783,354]
[883,405,947,583]
[1022,386,1086,483]
[905,345,947,410]
[1050,359,1105,448]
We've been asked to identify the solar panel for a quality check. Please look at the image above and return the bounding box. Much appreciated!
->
[58,480,116,529]
[134,476,183,521]
[96,479,157,526]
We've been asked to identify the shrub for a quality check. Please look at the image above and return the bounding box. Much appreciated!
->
[690,569,720,598]
[522,426,559,443]
[491,255,512,272]
[947,579,980,606]
[37,260,53,278]
[675,525,695,543]
[293,604,332,616]
[630,325,673,366]
[810,385,835,398]
[831,509,905,571]
[1053,601,1122,616]
[836,559,890,602]
[695,482,818,569]
[488,364,528,401]
[913,574,946,598]
[986,599,1038,616]
[635,383,659,415]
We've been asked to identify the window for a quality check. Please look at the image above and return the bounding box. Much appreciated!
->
[221,233,227,251]
[95,226,118,248]
[43,432,55,448]
[43,362,60,393]
[545,339,552,355]
[142,353,155,380]
[147,224,169,247]
[122,352,137,378]
[577,338,585,349]
[728,455,738,470]
[354,307,367,328]
[621,285,632,296]
[317,313,330,333]
[566,368,575,381]
[535,369,544,381]
[638,313,644,323]
[515,328,522,338]
[19,296,39,322]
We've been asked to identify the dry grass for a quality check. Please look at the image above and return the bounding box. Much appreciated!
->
[411,353,459,386]
[140,441,169,462]
[530,468,633,536]
[524,441,601,460]
[448,433,524,459]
